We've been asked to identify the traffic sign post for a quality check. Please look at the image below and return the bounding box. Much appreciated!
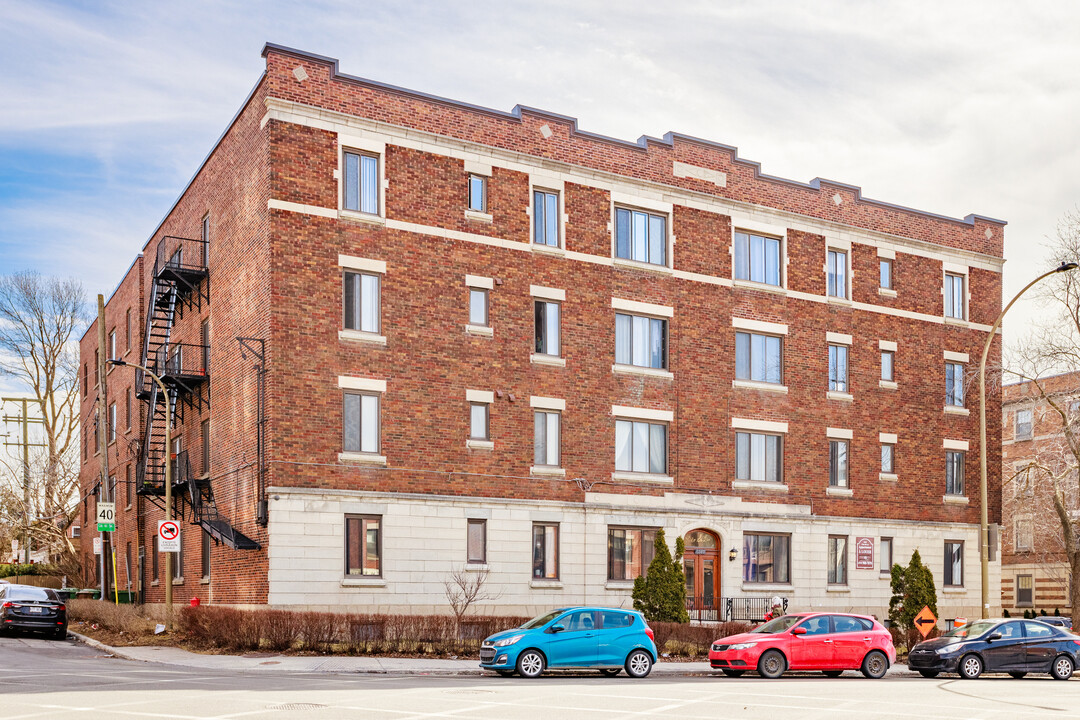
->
[96,502,116,532]
[914,605,938,639]
[158,520,181,553]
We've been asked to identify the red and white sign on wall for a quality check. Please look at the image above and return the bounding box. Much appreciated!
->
[856,537,874,570]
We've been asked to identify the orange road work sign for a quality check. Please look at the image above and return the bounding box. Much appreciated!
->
[914,606,937,638]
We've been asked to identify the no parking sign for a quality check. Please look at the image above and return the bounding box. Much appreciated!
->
[158,520,181,552]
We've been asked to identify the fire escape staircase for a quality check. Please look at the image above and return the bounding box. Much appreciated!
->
[136,236,260,551]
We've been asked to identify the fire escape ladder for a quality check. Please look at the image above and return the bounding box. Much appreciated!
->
[178,452,261,551]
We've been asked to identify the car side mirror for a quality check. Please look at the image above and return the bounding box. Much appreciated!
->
[792,627,807,636]
[986,633,1002,642]
[549,624,565,634]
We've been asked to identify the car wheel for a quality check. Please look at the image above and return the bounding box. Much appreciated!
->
[600,668,621,677]
[861,650,888,679]
[516,650,545,679]
[757,649,787,679]
[721,669,746,677]
[958,654,983,680]
[496,670,514,678]
[1008,672,1027,679]
[1051,655,1075,681]
[625,649,653,678]
[822,670,843,678]
[918,670,939,678]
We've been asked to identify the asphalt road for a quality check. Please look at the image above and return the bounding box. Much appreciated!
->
[3,634,1080,720]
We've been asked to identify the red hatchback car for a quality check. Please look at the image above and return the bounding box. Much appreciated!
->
[709,613,895,679]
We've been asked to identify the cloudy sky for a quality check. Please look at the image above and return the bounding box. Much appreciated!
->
[1,0,1079,395]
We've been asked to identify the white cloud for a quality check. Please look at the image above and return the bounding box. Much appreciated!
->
[1,0,1079,343]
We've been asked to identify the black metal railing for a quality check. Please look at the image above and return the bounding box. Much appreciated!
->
[156,235,209,276]
[153,343,209,379]
[686,596,789,623]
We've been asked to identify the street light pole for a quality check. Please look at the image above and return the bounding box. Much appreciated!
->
[108,359,173,631]
[979,261,1078,618]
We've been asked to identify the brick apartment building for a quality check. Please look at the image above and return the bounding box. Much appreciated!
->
[1000,373,1078,615]
[78,43,1005,620]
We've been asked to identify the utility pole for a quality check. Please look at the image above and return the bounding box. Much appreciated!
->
[1,398,44,563]
[96,294,112,600]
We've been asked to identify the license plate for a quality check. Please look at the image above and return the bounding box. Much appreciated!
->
[27,607,43,614]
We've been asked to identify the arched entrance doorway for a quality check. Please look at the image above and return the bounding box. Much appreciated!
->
[684,529,721,621]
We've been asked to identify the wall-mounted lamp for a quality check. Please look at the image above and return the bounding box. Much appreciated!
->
[728,547,738,562]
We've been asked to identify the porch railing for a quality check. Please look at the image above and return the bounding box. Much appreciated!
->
[686,596,789,622]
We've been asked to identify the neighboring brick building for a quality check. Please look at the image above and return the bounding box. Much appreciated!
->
[1000,372,1078,616]
[78,43,1005,620]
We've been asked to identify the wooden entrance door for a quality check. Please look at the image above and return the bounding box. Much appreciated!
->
[683,530,721,621]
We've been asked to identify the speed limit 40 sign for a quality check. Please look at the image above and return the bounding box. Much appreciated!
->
[96,502,116,532]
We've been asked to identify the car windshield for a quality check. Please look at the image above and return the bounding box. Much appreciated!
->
[9,586,52,601]
[943,620,998,639]
[521,609,565,630]
[751,615,803,634]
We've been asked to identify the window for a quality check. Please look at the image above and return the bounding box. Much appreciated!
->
[881,351,894,382]
[733,231,781,285]
[94,349,99,385]
[343,151,379,214]
[944,273,964,319]
[533,411,560,467]
[797,615,831,635]
[615,420,667,474]
[201,419,210,476]
[828,344,849,392]
[343,393,380,454]
[608,527,657,581]
[946,363,964,407]
[533,190,560,247]
[532,523,559,579]
[200,319,209,371]
[946,451,965,495]
[109,330,116,361]
[615,314,667,369]
[345,515,381,576]
[470,403,489,441]
[743,533,790,583]
[83,364,88,396]
[827,250,848,298]
[880,258,893,289]
[944,541,963,586]
[72,526,80,538]
[829,440,849,487]
[469,288,488,326]
[468,174,487,212]
[201,214,210,265]
[152,536,159,581]
[615,207,666,266]
[828,536,848,584]
[534,301,560,356]
[125,308,132,350]
[108,403,117,443]
[880,537,893,574]
[1014,463,1034,498]
[735,432,783,483]
[343,272,380,334]
[173,534,183,580]
[1016,574,1033,606]
[735,332,782,384]
[1015,518,1033,552]
[125,464,132,507]
[881,443,895,474]
[1015,409,1033,439]
[467,519,486,564]
[201,530,211,580]
[125,388,132,430]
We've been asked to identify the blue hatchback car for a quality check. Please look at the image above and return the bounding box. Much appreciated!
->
[479,606,658,678]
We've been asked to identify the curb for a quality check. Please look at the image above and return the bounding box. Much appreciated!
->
[70,631,146,663]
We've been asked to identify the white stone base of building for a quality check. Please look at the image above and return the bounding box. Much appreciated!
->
[267,486,1000,621]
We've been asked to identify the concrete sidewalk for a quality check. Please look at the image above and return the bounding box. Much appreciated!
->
[71,632,917,677]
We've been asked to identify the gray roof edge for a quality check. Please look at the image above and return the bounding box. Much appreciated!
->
[262,43,1006,231]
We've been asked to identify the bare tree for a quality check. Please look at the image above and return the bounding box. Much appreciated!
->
[1003,209,1080,613]
[444,566,502,634]
[0,271,87,564]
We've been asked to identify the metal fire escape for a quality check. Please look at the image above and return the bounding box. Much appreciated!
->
[136,236,260,550]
